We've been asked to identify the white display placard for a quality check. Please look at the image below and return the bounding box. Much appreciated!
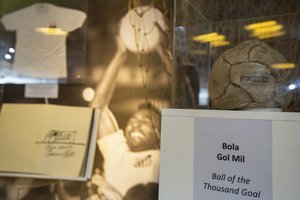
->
[194,118,272,199]
[159,109,300,200]
[25,84,58,98]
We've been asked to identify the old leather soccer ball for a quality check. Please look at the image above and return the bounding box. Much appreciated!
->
[208,40,293,110]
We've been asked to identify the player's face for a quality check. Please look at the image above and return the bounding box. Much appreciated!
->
[125,109,158,151]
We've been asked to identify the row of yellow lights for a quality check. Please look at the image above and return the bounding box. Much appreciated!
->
[192,20,286,47]
[192,32,230,47]
[35,23,296,70]
[244,20,285,39]
[191,21,296,69]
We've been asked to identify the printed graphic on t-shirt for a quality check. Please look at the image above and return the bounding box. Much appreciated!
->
[134,154,152,168]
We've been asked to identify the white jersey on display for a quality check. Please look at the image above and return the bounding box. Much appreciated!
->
[1,3,86,78]
[98,130,160,196]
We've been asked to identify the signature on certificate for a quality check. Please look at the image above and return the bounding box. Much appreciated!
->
[36,129,86,158]
[43,129,77,144]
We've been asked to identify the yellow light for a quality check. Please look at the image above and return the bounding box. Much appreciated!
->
[245,20,277,31]
[253,24,283,35]
[255,31,285,39]
[201,35,225,43]
[272,63,296,69]
[193,32,230,47]
[36,27,68,36]
[245,20,285,40]
[210,40,230,47]
[192,32,221,42]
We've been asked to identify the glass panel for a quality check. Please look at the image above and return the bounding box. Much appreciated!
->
[173,0,300,112]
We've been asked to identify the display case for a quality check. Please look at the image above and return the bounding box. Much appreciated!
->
[0,0,88,84]
[158,3,300,200]
[173,0,300,112]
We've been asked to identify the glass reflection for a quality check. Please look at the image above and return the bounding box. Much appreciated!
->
[272,63,296,69]
[245,20,286,39]
[82,87,95,102]
[289,84,296,90]
[192,32,230,47]
[4,54,11,60]
[8,48,15,53]
[35,27,68,36]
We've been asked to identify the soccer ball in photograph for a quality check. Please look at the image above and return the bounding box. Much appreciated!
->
[119,6,167,53]
[208,40,294,110]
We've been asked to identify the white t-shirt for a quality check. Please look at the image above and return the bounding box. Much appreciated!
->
[1,3,86,78]
[98,130,160,196]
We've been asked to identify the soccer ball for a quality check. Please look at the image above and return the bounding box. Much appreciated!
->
[208,40,294,110]
[119,6,167,53]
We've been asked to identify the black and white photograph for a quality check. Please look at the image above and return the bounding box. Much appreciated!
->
[0,0,172,199]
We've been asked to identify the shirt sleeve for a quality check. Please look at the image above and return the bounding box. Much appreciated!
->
[97,130,130,160]
[1,11,20,31]
[55,7,87,32]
